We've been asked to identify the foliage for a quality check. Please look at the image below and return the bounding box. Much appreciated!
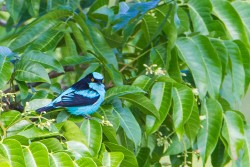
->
[0,0,250,166]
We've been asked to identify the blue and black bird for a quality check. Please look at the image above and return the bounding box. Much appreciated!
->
[36,72,105,118]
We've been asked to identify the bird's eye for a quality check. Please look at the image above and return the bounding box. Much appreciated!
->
[91,78,95,82]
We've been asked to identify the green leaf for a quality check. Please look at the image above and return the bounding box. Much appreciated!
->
[175,37,207,98]
[113,100,141,146]
[6,0,24,23]
[15,61,50,83]
[240,124,250,167]
[232,1,250,33]
[184,102,200,144]
[150,46,166,68]
[197,99,223,164]
[28,0,40,17]
[0,46,14,89]
[172,83,194,139]
[166,135,191,155]
[104,142,138,167]
[18,126,60,139]
[209,39,228,77]
[187,0,211,35]
[104,64,123,86]
[105,85,145,102]
[234,40,250,92]
[192,35,222,98]
[10,19,60,51]
[68,21,87,53]
[132,75,155,92]
[0,110,21,129]
[80,119,102,156]
[66,141,91,159]
[211,0,248,43]
[62,121,85,144]
[76,157,98,167]
[7,120,31,137]
[49,152,74,167]
[39,138,64,152]
[120,94,159,119]
[0,139,25,167]
[221,41,245,107]
[136,147,150,167]
[23,142,50,167]
[60,55,96,66]
[222,111,245,161]
[88,26,118,69]
[102,152,124,167]
[22,50,64,72]
[142,14,159,43]
[146,82,172,134]
[28,29,64,52]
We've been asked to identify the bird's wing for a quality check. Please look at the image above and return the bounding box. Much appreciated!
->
[53,88,100,107]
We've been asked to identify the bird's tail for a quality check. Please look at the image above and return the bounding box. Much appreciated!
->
[36,105,54,113]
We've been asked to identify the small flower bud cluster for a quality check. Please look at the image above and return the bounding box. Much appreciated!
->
[100,116,113,127]
[37,119,55,131]
[143,64,166,76]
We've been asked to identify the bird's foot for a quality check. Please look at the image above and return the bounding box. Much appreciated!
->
[83,114,92,119]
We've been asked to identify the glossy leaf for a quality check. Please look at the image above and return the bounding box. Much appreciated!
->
[10,20,60,51]
[66,141,91,159]
[6,0,24,23]
[175,37,208,98]
[22,50,64,72]
[221,41,245,107]
[222,111,245,161]
[211,0,248,43]
[76,157,98,167]
[192,35,222,98]
[49,152,74,167]
[0,46,14,89]
[197,99,223,164]
[23,142,50,167]
[18,126,60,139]
[172,83,194,139]
[187,0,211,35]
[0,110,21,128]
[104,142,138,167]
[15,62,50,83]
[102,152,124,167]
[62,121,85,144]
[105,85,145,102]
[80,119,102,156]
[120,94,159,119]
[184,102,200,144]
[146,82,172,134]
[132,75,155,92]
[28,29,64,52]
[113,100,141,146]
[0,139,25,167]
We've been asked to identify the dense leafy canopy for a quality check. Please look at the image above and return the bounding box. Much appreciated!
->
[0,0,250,166]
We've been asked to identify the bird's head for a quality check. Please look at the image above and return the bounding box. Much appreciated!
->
[85,72,104,85]
[85,72,105,92]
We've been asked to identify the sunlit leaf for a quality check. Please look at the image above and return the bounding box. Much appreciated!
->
[104,142,138,167]
[105,85,145,102]
[80,119,102,156]
[0,139,25,167]
[222,111,245,161]
[197,99,223,164]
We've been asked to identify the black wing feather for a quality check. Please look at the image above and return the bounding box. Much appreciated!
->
[54,90,100,107]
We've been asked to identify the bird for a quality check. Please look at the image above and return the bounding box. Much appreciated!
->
[36,72,105,118]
